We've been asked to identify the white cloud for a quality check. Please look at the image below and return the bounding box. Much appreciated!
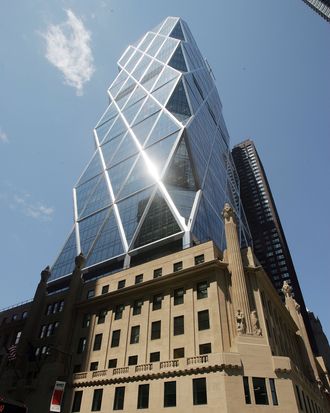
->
[12,194,55,221]
[0,128,8,143]
[42,9,95,95]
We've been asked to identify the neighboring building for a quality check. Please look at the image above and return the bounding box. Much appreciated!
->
[302,0,330,22]
[309,311,330,375]
[0,17,329,413]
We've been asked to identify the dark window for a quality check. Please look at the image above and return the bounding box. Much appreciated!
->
[152,294,163,310]
[243,377,251,404]
[252,377,269,405]
[97,309,107,324]
[174,315,184,335]
[150,351,160,362]
[295,385,303,410]
[93,334,102,351]
[153,268,162,278]
[174,288,184,305]
[22,311,28,319]
[90,361,99,371]
[151,321,161,340]
[59,300,64,312]
[118,280,126,289]
[133,299,143,316]
[91,389,103,411]
[173,261,183,272]
[77,337,86,354]
[87,289,95,299]
[135,274,143,284]
[194,254,205,265]
[114,304,125,320]
[173,347,185,358]
[113,386,125,410]
[71,390,83,412]
[101,284,109,294]
[130,326,140,344]
[128,355,138,365]
[193,378,207,405]
[164,381,176,407]
[82,314,91,328]
[197,281,208,299]
[39,325,47,339]
[108,358,117,368]
[198,310,210,330]
[46,304,53,315]
[269,378,278,405]
[111,330,121,347]
[199,343,211,354]
[137,384,150,409]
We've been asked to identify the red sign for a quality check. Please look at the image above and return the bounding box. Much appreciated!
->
[50,381,66,412]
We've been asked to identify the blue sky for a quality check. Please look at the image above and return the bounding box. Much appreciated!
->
[1,1,329,339]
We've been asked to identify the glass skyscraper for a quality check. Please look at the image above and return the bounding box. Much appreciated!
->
[49,17,251,284]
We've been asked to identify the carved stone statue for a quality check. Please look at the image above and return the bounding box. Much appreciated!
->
[236,309,246,335]
[281,280,292,298]
[75,252,86,270]
[222,203,235,222]
[40,266,51,282]
[251,310,262,336]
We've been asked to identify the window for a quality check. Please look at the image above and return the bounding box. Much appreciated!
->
[71,390,83,412]
[252,377,269,405]
[173,347,185,358]
[90,361,99,371]
[91,388,103,411]
[150,351,160,362]
[40,325,47,339]
[108,358,117,368]
[93,334,102,351]
[59,300,64,312]
[137,384,149,409]
[101,285,109,294]
[173,316,184,335]
[199,343,211,354]
[22,311,28,319]
[174,288,184,305]
[128,355,138,365]
[87,289,95,299]
[295,385,303,410]
[269,378,278,405]
[82,314,91,328]
[111,330,121,347]
[113,386,125,410]
[114,304,125,320]
[243,376,251,404]
[173,261,183,272]
[153,268,162,278]
[46,304,53,315]
[164,381,176,407]
[152,294,163,310]
[135,274,143,284]
[194,254,205,265]
[133,299,143,316]
[197,281,208,299]
[97,309,107,324]
[77,337,86,354]
[193,378,207,405]
[118,280,126,289]
[130,326,140,344]
[198,310,210,330]
[151,321,161,340]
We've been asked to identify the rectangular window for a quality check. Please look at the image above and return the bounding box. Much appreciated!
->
[101,284,109,294]
[93,334,102,351]
[173,315,184,335]
[173,261,183,272]
[87,289,95,300]
[193,378,207,405]
[108,358,117,368]
[71,390,83,412]
[82,314,91,328]
[114,304,125,320]
[90,361,99,371]
[151,321,161,340]
[197,281,208,299]
[174,288,184,305]
[39,325,47,339]
[118,280,126,289]
[198,310,210,330]
[91,388,103,411]
[150,351,160,362]
[97,309,107,324]
[137,384,150,409]
[199,343,211,355]
[111,330,121,347]
[269,378,278,406]
[77,337,86,354]
[153,268,162,278]
[194,254,205,265]
[135,274,143,284]
[113,386,125,410]
[133,299,143,316]
[173,347,185,359]
[128,355,138,365]
[164,381,176,407]
[252,377,269,405]
[243,376,251,404]
[130,326,140,344]
[152,294,163,310]
[46,304,53,315]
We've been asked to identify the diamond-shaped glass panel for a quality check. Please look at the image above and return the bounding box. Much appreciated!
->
[140,61,163,90]
[79,208,110,257]
[155,37,179,63]
[80,174,111,219]
[101,132,126,168]
[144,110,180,147]
[151,77,178,106]
[122,97,147,125]
[107,156,137,198]
[110,131,139,165]
[166,79,191,121]
[101,116,127,145]
[77,151,103,187]
[76,175,102,218]
[138,32,156,52]
[50,228,77,280]
[131,111,161,145]
[146,35,166,57]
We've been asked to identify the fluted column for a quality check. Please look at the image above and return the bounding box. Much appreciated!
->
[222,203,252,335]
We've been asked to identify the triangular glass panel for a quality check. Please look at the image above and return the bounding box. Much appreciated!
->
[95,114,119,143]
[192,196,211,244]
[78,208,110,257]
[126,50,143,73]
[132,55,152,82]
[117,186,155,245]
[118,46,134,68]
[107,155,137,198]
[122,97,147,126]
[151,65,179,91]
[131,111,160,145]
[152,77,178,106]
[50,228,77,280]
[117,156,155,200]
[134,190,181,248]
[144,110,180,147]
[132,97,161,125]
[76,175,102,218]
[114,77,136,108]
[155,37,179,63]
[77,150,103,187]
[158,17,178,37]
[168,45,187,72]
[80,174,112,219]
[101,132,126,168]
[123,86,146,110]
[140,61,163,91]
[109,131,139,165]
[166,79,191,121]
[169,21,185,41]
[146,35,166,57]
[185,128,207,187]
[109,71,128,97]
[138,32,156,52]
[183,75,201,113]
[166,185,196,223]
[101,116,127,145]
[86,209,124,266]
[96,103,118,129]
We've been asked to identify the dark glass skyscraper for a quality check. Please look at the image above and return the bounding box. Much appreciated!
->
[49,17,250,286]
[302,0,330,22]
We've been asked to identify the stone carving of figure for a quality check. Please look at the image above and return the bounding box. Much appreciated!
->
[236,309,246,335]
[281,280,292,298]
[40,265,51,282]
[251,310,262,336]
[75,252,86,270]
[222,203,234,222]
